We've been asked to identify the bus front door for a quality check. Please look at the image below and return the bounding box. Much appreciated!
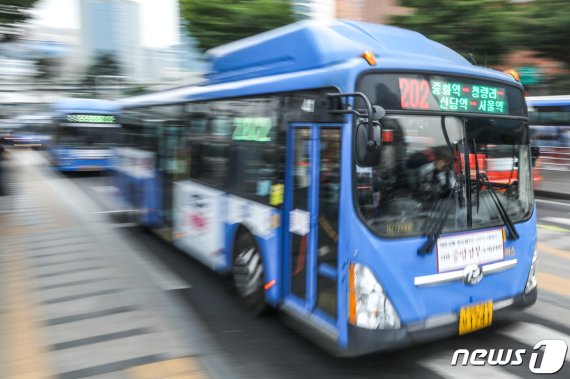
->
[285,124,341,325]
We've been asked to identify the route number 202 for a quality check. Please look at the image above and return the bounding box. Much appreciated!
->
[399,78,431,109]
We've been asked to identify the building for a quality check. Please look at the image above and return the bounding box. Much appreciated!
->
[177,23,208,74]
[142,46,186,83]
[292,0,336,20]
[291,0,411,24]
[79,0,143,81]
[336,0,411,24]
[25,24,81,79]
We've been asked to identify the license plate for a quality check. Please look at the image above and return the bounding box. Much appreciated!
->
[459,300,493,335]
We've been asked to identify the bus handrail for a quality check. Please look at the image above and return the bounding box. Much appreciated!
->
[327,92,377,127]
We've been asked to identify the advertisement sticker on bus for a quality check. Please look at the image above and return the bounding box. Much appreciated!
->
[114,147,155,179]
[437,228,505,272]
[174,181,225,269]
[226,195,275,239]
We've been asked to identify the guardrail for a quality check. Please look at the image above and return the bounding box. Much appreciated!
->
[537,146,570,171]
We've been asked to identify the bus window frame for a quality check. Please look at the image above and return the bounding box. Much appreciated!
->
[352,70,532,240]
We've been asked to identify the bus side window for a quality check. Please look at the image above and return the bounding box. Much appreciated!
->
[231,143,277,203]
[183,115,207,181]
[186,114,230,190]
[210,116,233,138]
[229,98,282,204]
[197,142,229,188]
[186,140,202,180]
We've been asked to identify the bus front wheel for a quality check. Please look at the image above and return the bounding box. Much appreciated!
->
[232,230,266,315]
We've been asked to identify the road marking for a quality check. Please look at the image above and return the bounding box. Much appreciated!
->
[538,272,570,298]
[6,223,60,236]
[498,321,570,361]
[1,247,55,378]
[538,224,570,233]
[541,217,570,226]
[419,355,520,379]
[30,151,192,292]
[94,209,137,214]
[536,198,570,207]
[93,185,119,194]
[58,355,162,379]
[126,357,209,379]
[138,254,192,291]
[538,242,569,260]
[51,328,151,351]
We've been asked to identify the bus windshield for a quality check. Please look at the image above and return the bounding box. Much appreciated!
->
[529,106,570,126]
[57,126,118,146]
[355,115,533,237]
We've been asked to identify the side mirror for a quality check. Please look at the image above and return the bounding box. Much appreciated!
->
[355,105,385,167]
[371,105,385,120]
[531,146,540,167]
[355,121,381,167]
[326,92,385,167]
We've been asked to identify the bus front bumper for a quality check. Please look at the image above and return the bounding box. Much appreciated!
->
[343,287,537,357]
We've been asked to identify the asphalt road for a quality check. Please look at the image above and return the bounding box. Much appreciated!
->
[68,171,570,379]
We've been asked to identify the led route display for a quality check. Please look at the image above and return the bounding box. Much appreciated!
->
[66,114,117,124]
[232,117,272,142]
[398,77,509,114]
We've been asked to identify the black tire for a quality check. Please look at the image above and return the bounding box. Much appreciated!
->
[232,230,267,315]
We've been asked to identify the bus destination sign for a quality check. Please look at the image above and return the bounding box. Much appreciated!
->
[398,77,508,114]
[66,114,117,124]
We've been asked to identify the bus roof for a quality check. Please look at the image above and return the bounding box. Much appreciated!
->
[526,95,570,107]
[206,19,470,83]
[121,20,519,108]
[51,98,121,114]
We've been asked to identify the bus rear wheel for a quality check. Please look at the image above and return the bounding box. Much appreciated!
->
[232,231,266,315]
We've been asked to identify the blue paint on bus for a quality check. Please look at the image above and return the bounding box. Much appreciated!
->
[115,20,536,356]
[49,98,121,172]
[527,95,570,147]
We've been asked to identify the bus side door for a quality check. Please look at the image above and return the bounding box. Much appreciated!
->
[284,123,342,325]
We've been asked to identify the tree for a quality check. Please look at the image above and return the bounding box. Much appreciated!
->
[34,57,60,82]
[83,53,122,89]
[180,0,296,52]
[516,0,570,67]
[0,0,39,40]
[0,0,38,24]
[390,0,517,65]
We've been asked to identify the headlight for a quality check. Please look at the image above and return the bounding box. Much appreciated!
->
[525,248,538,294]
[348,262,401,329]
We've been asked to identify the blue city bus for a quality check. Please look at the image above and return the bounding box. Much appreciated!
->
[49,98,121,172]
[527,95,570,147]
[115,20,537,356]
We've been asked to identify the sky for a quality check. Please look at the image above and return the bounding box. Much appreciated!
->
[31,0,180,47]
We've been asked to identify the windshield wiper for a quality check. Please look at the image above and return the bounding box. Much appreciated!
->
[456,141,466,208]
[418,117,466,255]
[471,139,519,240]
[441,116,467,204]
[473,139,481,213]
[417,183,460,255]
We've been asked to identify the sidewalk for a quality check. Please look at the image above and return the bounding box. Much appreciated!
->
[0,151,233,379]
